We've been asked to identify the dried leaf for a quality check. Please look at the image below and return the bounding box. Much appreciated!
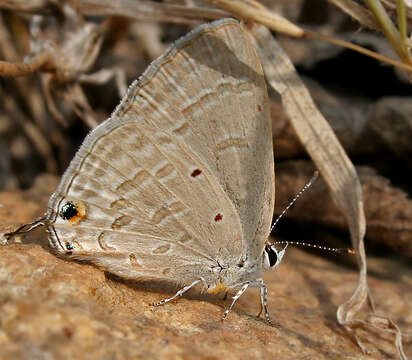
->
[249,23,405,356]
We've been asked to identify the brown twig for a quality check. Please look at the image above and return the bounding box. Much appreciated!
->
[0,52,51,77]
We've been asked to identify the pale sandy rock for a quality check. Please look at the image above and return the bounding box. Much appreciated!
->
[0,176,410,359]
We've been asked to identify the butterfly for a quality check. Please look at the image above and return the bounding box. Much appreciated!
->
[7,18,287,323]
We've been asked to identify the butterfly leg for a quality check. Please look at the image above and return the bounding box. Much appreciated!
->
[225,280,272,324]
[222,283,249,321]
[255,279,272,324]
[150,279,201,306]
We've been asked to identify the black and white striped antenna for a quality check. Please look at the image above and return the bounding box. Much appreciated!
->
[270,171,355,255]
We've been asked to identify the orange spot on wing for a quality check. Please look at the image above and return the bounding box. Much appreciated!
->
[68,202,86,224]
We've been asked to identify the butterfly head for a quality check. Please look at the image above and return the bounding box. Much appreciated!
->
[262,242,288,271]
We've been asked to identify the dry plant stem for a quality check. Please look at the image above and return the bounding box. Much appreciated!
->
[0,0,56,13]
[207,0,304,37]
[0,0,228,23]
[328,0,412,34]
[208,0,412,73]
[40,73,69,128]
[326,0,382,31]
[306,30,412,72]
[0,13,48,128]
[364,0,412,64]
[0,12,21,61]
[133,22,166,59]
[0,53,51,77]
[79,68,127,98]
[64,83,99,129]
[3,96,57,174]
[250,24,406,359]
[252,23,365,353]
[383,0,412,18]
[397,0,408,51]
[79,0,228,24]
[0,13,59,174]
[346,317,408,360]
[0,12,61,165]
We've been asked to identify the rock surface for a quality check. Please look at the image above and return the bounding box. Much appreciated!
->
[0,175,410,359]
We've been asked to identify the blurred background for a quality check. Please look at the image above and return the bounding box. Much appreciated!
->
[1,0,411,258]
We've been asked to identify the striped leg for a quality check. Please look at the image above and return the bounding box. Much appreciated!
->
[222,280,272,323]
[150,279,201,306]
[222,283,249,321]
[256,278,272,324]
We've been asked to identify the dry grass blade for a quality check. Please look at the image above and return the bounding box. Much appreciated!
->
[0,0,229,24]
[383,0,412,18]
[0,0,55,13]
[328,0,412,80]
[364,0,412,65]
[79,0,228,24]
[207,0,304,37]
[208,0,412,73]
[249,23,406,357]
[3,95,57,174]
[368,315,408,360]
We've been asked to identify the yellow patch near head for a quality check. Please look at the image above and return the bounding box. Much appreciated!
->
[207,282,228,294]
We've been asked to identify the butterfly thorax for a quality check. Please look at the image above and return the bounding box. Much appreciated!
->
[205,256,264,293]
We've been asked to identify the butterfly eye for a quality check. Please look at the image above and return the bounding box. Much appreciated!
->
[264,244,288,271]
[264,245,278,268]
[60,202,78,220]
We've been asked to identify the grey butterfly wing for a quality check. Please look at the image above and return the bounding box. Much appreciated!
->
[117,19,274,260]
[47,121,243,283]
[46,18,273,282]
